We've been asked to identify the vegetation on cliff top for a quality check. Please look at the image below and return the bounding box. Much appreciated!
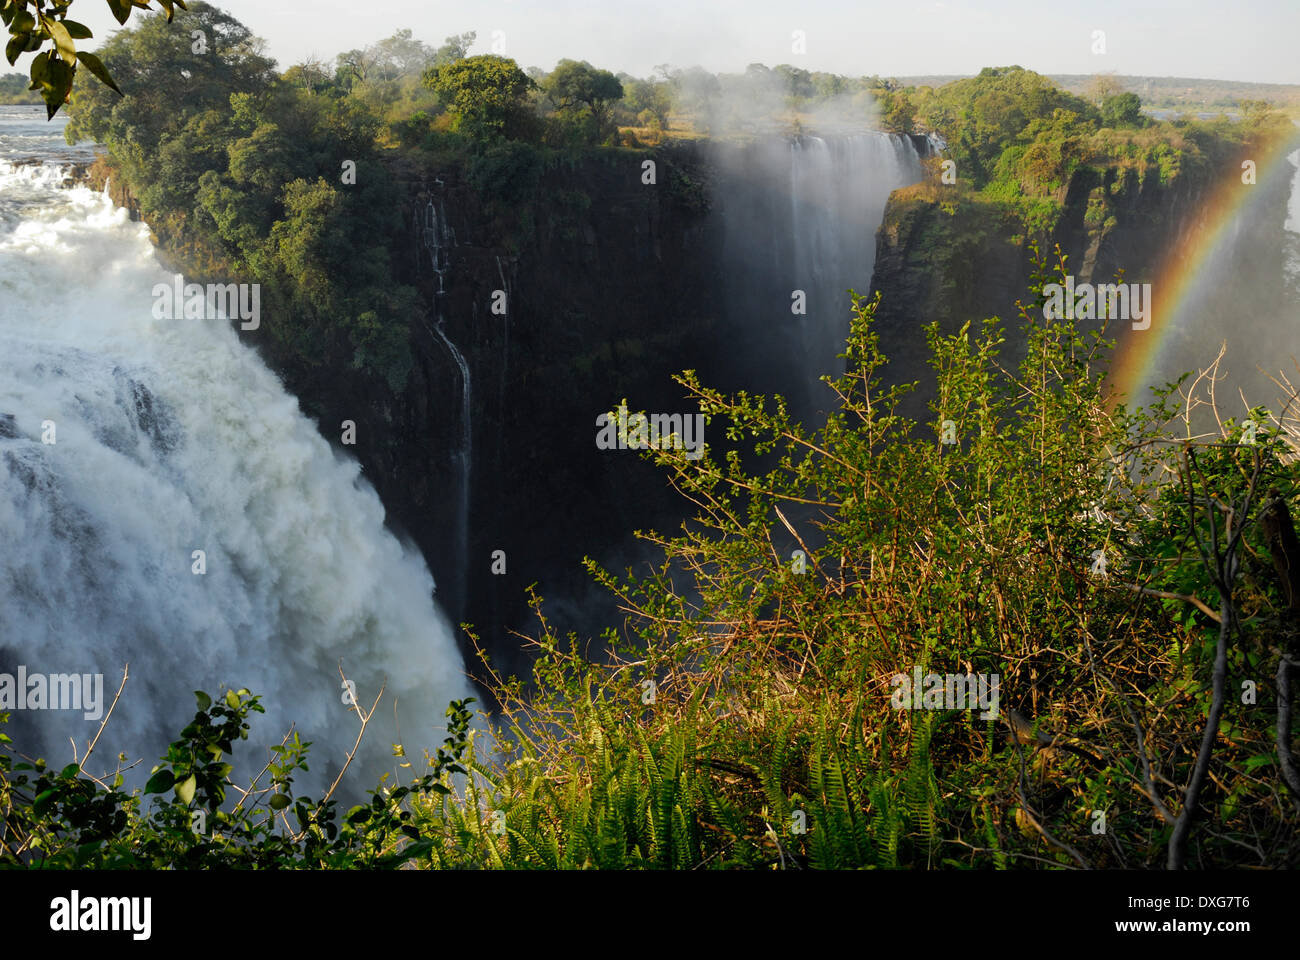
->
[889,66,1294,238]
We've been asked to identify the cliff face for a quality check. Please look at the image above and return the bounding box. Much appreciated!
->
[281,145,723,679]
[82,134,1290,689]
[404,146,722,672]
[867,160,1221,412]
[84,146,721,681]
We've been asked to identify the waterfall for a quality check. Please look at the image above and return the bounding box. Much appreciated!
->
[712,131,924,418]
[431,321,471,599]
[419,191,471,475]
[0,111,470,794]
[1286,139,1300,288]
[418,184,471,618]
[422,190,455,293]
[495,254,510,462]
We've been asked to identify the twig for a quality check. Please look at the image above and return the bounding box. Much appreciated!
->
[1110,581,1221,623]
[78,664,128,777]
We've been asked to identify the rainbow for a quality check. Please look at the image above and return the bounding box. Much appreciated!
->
[1107,125,1300,406]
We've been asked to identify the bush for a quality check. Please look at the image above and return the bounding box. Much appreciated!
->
[466,140,544,207]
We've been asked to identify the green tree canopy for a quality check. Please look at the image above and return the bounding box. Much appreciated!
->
[621,75,672,129]
[63,1,274,146]
[1100,91,1143,128]
[422,53,534,141]
[544,58,623,143]
[913,66,1099,187]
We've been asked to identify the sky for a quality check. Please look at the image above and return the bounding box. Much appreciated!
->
[58,0,1300,85]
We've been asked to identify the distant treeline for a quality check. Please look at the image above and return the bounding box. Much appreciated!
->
[1052,74,1300,112]
[894,73,1300,115]
[0,72,41,105]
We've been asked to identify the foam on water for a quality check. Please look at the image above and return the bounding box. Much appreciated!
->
[0,118,470,792]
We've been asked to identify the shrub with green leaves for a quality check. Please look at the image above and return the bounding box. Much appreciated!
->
[379,244,1296,870]
[1,689,476,868]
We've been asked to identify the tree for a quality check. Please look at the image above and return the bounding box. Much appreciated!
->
[675,65,719,128]
[335,28,440,89]
[63,3,275,148]
[0,70,38,103]
[622,76,672,130]
[912,66,1099,188]
[334,46,377,88]
[1017,107,1089,190]
[432,32,475,68]
[812,70,846,100]
[544,59,623,144]
[371,28,433,81]
[283,57,332,95]
[880,89,917,134]
[422,54,534,141]
[772,63,814,103]
[1239,98,1274,126]
[1084,73,1124,107]
[1100,91,1143,128]
[2,0,189,118]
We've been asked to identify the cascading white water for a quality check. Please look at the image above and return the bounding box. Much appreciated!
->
[713,131,924,417]
[420,188,471,618]
[790,134,923,385]
[495,254,509,417]
[431,321,471,592]
[0,109,471,794]
[1286,140,1300,285]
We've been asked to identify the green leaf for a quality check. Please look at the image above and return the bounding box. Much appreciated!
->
[6,32,29,68]
[175,774,197,805]
[1243,754,1274,774]
[45,19,75,65]
[75,51,120,95]
[144,770,175,794]
[12,10,35,34]
[106,0,133,26]
[74,840,103,867]
[379,838,434,866]
[33,789,57,817]
[194,691,212,711]
[268,793,291,810]
[38,56,72,118]
[61,20,94,40]
[59,763,80,780]
[27,49,47,87]
[225,690,240,710]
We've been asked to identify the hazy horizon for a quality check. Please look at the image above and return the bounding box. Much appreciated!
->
[24,0,1300,87]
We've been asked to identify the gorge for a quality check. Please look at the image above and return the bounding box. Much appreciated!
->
[4,47,1297,809]
[65,112,1299,706]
